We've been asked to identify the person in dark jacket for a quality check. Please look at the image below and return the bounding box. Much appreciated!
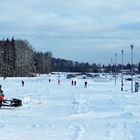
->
[49,79,51,83]
[71,80,74,86]
[74,80,77,86]
[22,80,24,87]
[84,80,88,88]
[135,81,139,92]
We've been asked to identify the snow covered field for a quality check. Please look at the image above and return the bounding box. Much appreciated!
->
[0,74,140,140]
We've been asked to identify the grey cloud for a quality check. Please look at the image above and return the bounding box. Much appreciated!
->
[0,0,140,64]
[118,21,140,31]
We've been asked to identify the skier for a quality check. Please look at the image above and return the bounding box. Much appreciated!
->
[0,85,4,107]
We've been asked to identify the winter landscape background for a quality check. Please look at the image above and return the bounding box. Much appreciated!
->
[0,73,140,140]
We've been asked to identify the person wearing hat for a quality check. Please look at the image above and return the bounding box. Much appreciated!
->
[0,85,4,107]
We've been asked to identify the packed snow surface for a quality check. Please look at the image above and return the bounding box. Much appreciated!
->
[0,74,140,140]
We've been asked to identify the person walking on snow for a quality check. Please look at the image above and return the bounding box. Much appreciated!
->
[58,79,61,85]
[84,80,88,88]
[49,78,51,83]
[22,80,24,87]
[135,81,139,92]
[71,80,74,86]
[0,85,4,107]
[73,78,77,86]
[74,80,77,86]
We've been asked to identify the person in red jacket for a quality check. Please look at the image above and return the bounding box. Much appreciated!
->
[0,85,4,107]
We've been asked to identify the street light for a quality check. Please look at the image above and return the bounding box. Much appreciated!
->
[121,50,124,91]
[111,58,113,73]
[110,58,113,81]
[130,45,133,93]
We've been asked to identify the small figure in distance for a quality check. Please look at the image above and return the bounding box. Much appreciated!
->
[84,80,88,88]
[74,80,77,86]
[71,80,74,86]
[22,80,24,87]
[58,79,61,85]
[0,85,4,108]
[49,79,51,83]
[135,81,139,92]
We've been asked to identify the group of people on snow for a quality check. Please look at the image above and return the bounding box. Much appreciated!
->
[71,79,87,88]
[48,77,88,88]
[71,79,77,86]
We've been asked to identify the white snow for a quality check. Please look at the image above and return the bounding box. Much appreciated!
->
[0,74,140,140]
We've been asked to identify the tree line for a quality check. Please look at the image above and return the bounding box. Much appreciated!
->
[0,38,140,77]
[52,58,140,74]
[0,38,52,77]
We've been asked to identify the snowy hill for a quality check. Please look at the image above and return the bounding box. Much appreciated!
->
[0,74,140,140]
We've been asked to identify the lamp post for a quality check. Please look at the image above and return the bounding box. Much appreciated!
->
[110,58,113,81]
[115,53,117,85]
[121,50,124,91]
[111,58,113,73]
[130,45,133,93]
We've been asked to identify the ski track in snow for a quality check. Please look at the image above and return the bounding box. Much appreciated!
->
[68,125,85,140]
[108,122,134,140]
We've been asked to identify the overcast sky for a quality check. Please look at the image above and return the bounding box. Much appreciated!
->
[0,0,140,64]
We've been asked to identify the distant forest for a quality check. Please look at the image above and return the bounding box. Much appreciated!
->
[0,38,140,77]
